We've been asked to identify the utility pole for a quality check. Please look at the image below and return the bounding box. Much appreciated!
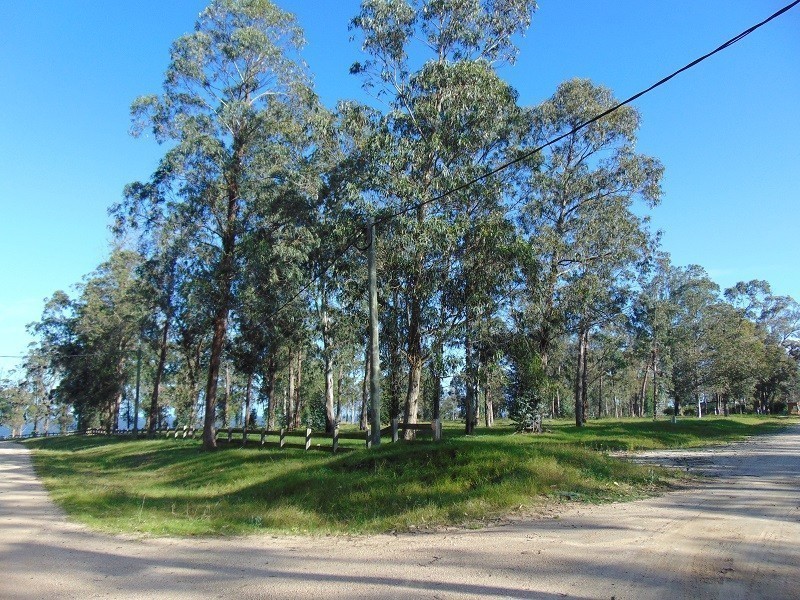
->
[368,218,381,447]
[133,342,142,438]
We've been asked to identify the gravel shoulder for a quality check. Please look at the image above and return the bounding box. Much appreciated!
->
[2,425,799,600]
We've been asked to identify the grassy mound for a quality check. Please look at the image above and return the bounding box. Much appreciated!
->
[22,415,791,536]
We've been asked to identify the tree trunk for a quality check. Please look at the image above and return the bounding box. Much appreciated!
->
[403,286,423,439]
[204,312,228,447]
[403,356,423,440]
[651,348,658,421]
[597,372,603,420]
[148,317,171,434]
[484,387,494,427]
[431,339,443,424]
[223,362,232,427]
[336,364,343,424]
[111,382,124,433]
[555,363,562,418]
[293,352,303,428]
[574,327,587,427]
[242,372,253,445]
[464,311,477,434]
[360,342,369,431]
[581,329,589,424]
[265,358,277,430]
[637,362,650,419]
[321,302,336,433]
[201,303,228,450]
[323,345,335,433]
[287,354,296,429]
[201,147,240,450]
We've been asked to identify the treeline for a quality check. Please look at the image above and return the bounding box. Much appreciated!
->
[2,0,798,445]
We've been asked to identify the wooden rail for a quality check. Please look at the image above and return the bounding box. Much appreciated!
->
[3,420,444,448]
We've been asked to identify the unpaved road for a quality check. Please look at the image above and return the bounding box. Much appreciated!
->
[2,427,799,600]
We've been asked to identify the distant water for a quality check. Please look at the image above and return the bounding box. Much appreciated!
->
[1,424,69,438]
[0,416,156,439]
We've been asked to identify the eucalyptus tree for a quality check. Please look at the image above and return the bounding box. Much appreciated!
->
[586,322,630,419]
[350,0,537,433]
[32,250,146,432]
[20,346,58,435]
[722,281,800,412]
[706,302,764,415]
[303,106,377,434]
[518,79,662,426]
[124,0,324,449]
[630,252,677,417]
[754,343,798,412]
[112,197,190,433]
[725,280,800,347]
[453,211,519,432]
[0,377,29,438]
[170,269,213,427]
[233,206,314,434]
[664,265,720,420]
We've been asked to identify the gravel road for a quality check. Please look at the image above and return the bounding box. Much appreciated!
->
[2,425,799,599]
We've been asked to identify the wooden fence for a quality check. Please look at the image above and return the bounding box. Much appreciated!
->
[134,418,443,452]
[2,419,443,450]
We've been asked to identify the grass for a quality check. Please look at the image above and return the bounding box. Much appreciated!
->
[22,414,795,537]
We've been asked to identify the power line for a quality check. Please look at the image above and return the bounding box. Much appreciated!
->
[374,0,800,225]
[15,1,799,343]
[267,0,798,325]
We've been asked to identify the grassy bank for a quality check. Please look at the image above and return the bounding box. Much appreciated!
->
[22,415,793,536]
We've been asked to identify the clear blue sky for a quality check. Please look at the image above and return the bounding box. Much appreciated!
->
[1,0,798,374]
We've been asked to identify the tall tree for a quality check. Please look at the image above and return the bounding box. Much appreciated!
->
[664,265,719,420]
[350,0,537,434]
[32,250,145,432]
[123,0,321,449]
[0,377,30,438]
[517,78,663,426]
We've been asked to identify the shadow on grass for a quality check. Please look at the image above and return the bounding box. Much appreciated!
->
[21,416,794,535]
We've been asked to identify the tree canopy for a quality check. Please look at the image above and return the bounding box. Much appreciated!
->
[10,0,798,442]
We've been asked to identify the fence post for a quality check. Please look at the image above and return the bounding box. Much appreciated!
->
[391,418,399,443]
[332,425,339,454]
[305,427,312,451]
[433,418,442,442]
[280,427,286,448]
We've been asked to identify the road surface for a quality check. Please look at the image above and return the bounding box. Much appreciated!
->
[1,426,799,599]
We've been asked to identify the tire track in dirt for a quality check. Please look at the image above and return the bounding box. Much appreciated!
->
[2,424,799,599]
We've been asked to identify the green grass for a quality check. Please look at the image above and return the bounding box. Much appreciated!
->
[543,414,792,451]
[22,415,795,537]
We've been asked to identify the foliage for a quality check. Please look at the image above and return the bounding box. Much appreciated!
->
[30,250,146,432]
[14,1,800,452]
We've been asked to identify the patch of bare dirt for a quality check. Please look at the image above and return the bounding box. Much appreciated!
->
[2,426,798,599]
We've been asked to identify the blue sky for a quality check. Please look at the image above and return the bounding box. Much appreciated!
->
[1,0,798,374]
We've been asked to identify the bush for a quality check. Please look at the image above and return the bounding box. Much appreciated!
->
[770,401,787,414]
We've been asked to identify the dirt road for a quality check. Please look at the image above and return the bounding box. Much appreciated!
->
[2,426,799,599]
